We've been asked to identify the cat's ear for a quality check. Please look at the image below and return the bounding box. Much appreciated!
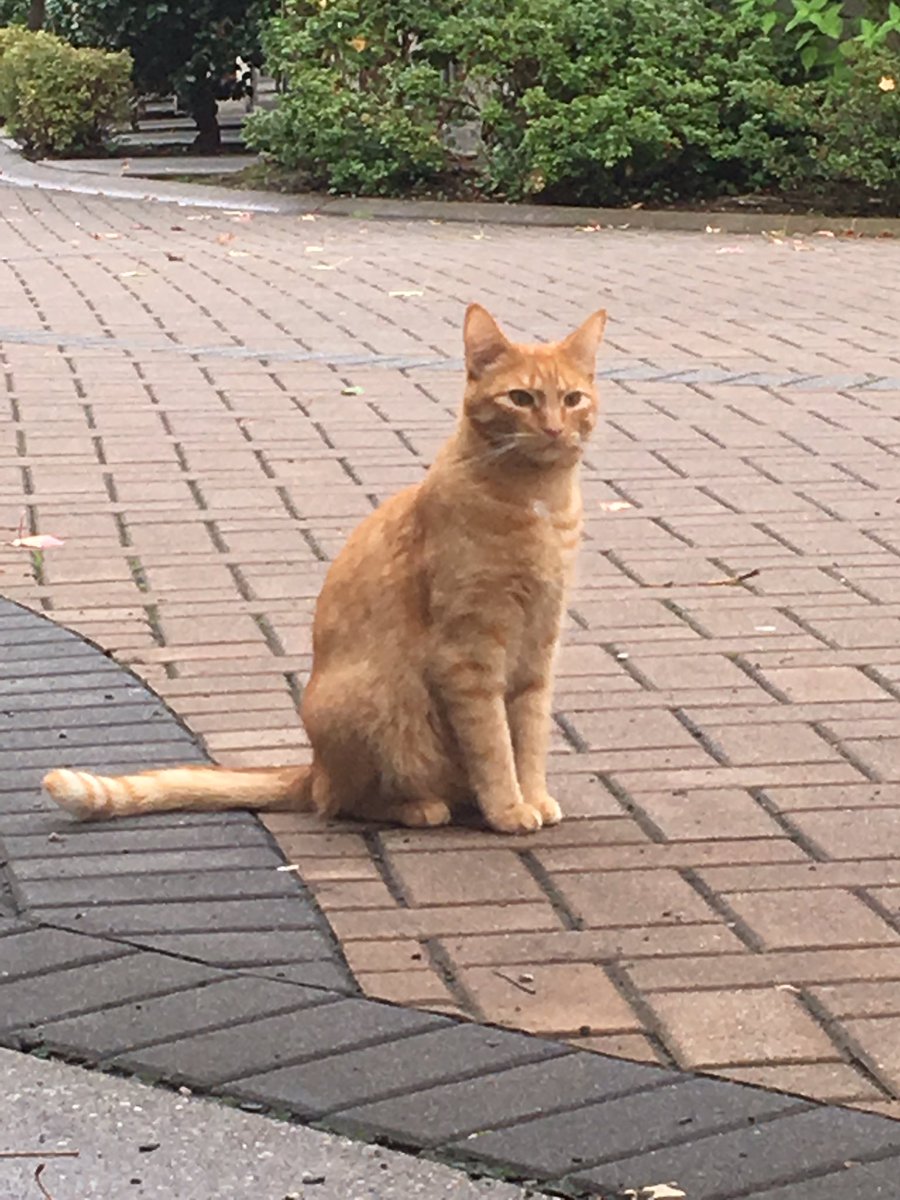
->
[561,309,608,376]
[464,303,511,378]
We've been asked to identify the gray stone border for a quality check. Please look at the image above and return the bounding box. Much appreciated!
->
[3,139,900,238]
[3,595,900,1198]
[0,322,898,394]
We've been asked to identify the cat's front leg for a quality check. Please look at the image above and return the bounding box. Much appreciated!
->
[433,636,544,834]
[508,677,562,826]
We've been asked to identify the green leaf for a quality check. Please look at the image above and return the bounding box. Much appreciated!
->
[800,43,819,70]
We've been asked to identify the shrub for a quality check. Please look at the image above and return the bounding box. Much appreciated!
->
[0,30,132,157]
[248,0,900,212]
[244,1,455,195]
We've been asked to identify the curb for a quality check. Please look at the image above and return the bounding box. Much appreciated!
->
[3,140,900,236]
[3,595,900,1198]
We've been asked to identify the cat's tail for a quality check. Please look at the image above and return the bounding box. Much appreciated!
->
[42,763,312,822]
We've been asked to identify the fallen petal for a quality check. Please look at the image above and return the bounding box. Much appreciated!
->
[12,534,65,550]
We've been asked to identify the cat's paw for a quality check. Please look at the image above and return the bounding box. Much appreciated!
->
[395,798,453,828]
[487,802,544,835]
[527,792,563,826]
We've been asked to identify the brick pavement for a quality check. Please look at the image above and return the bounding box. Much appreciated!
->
[2,184,900,1114]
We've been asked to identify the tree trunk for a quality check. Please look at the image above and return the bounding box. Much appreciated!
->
[26,0,45,31]
[188,76,221,153]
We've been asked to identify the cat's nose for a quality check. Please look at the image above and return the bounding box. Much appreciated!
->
[542,426,563,438]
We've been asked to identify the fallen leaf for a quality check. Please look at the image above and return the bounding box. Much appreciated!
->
[388,289,423,298]
[118,271,145,278]
[12,534,65,550]
[348,35,367,51]
[597,500,633,512]
[217,232,236,245]
[576,223,604,232]
[341,385,364,396]
[814,229,836,238]
[300,213,317,221]
[878,75,896,92]
[705,224,721,233]
[228,211,253,222]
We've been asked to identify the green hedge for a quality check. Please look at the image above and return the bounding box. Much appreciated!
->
[245,0,900,212]
[0,28,132,157]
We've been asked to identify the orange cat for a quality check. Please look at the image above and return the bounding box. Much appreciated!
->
[44,303,607,835]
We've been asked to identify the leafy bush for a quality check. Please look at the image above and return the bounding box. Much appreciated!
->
[0,30,131,156]
[248,0,900,212]
[245,1,454,195]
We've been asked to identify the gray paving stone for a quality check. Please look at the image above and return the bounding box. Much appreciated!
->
[13,846,281,879]
[332,1051,678,1146]
[41,897,322,935]
[448,1077,802,1177]
[16,866,301,908]
[0,952,219,1034]
[255,960,355,991]
[1,819,270,850]
[1,683,149,710]
[569,1107,900,1197]
[232,1022,566,1117]
[740,1156,900,1199]
[4,723,196,752]
[0,670,136,696]
[3,702,169,731]
[0,741,199,772]
[115,999,448,1087]
[32,976,332,1059]
[134,930,337,967]
[0,926,125,983]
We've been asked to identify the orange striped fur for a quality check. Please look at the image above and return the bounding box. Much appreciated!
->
[43,304,607,834]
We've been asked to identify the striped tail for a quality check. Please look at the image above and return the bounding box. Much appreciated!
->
[42,763,312,821]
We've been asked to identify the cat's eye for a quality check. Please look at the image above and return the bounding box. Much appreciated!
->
[563,391,584,408]
[508,389,535,408]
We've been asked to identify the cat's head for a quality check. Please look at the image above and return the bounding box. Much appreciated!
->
[461,304,607,468]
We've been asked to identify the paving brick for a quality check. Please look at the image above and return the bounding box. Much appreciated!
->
[39,897,322,936]
[645,987,841,1068]
[808,980,900,1019]
[566,1031,667,1063]
[550,868,718,928]
[448,1076,797,1177]
[625,947,900,992]
[729,1158,900,1200]
[0,926,124,982]
[456,962,642,1035]
[115,998,446,1086]
[759,665,890,702]
[385,850,544,906]
[697,723,841,766]
[0,951,218,1034]
[133,929,340,969]
[722,889,899,950]
[718,1062,886,1102]
[333,1050,674,1145]
[632,789,782,840]
[840,1015,900,1090]
[571,1107,900,1197]
[233,1022,564,1116]
[31,975,327,1059]
[785,808,900,858]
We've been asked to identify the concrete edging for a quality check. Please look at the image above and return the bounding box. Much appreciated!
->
[3,139,900,236]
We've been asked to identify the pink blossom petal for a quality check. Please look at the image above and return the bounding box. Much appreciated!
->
[12,534,65,550]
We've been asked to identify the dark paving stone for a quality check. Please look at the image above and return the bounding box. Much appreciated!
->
[115,999,448,1087]
[32,976,332,1060]
[232,1022,566,1118]
[2,701,169,731]
[0,741,200,772]
[0,951,219,1034]
[1,820,270,850]
[255,960,355,991]
[15,866,302,908]
[332,1051,677,1146]
[12,846,281,878]
[134,929,335,966]
[4,723,196,752]
[569,1106,900,1198]
[40,897,323,935]
[0,669,140,696]
[741,1156,900,1199]
[0,683,149,710]
[447,1077,802,1178]
[0,926,125,983]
